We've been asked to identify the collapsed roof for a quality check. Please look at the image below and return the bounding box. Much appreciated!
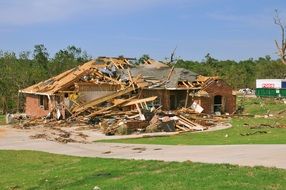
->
[20,57,132,95]
[123,66,198,89]
[20,57,219,95]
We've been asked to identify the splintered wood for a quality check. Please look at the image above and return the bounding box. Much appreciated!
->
[19,57,229,137]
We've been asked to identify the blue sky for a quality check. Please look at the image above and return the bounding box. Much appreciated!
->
[0,0,285,61]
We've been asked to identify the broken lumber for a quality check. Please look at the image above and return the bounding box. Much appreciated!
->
[175,124,189,131]
[178,115,205,131]
[72,86,135,115]
[86,96,136,118]
[123,96,157,107]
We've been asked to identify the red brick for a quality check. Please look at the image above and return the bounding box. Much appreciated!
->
[25,94,50,118]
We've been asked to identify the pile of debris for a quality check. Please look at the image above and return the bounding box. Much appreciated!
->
[21,101,211,137]
[17,57,232,137]
[27,126,89,144]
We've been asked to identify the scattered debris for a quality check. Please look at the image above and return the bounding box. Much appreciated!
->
[13,57,235,142]
[6,113,28,124]
[30,133,47,139]
[132,147,147,151]
[250,124,275,129]
[93,186,101,190]
[8,185,21,190]
[240,131,268,136]
[102,151,112,154]
[190,101,204,113]
[77,132,89,139]
[28,125,90,144]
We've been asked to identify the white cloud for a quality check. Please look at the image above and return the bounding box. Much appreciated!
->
[0,0,167,25]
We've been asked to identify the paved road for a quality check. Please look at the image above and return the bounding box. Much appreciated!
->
[1,127,286,169]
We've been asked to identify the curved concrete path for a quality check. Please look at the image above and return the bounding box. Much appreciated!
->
[0,127,286,169]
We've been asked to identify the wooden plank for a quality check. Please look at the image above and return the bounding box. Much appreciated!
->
[184,89,190,108]
[178,120,194,129]
[178,115,194,124]
[182,81,190,88]
[127,68,136,91]
[86,96,136,117]
[21,60,97,94]
[167,66,175,80]
[178,119,204,131]
[58,91,77,93]
[123,96,157,106]
[93,70,123,85]
[187,81,194,87]
[143,102,148,109]
[73,86,135,114]
[179,116,196,126]
[50,69,92,93]
[178,115,205,130]
[135,103,146,120]
[109,58,119,69]
[179,115,196,124]
[176,125,189,131]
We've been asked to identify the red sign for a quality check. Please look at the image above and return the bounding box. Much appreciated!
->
[262,83,275,88]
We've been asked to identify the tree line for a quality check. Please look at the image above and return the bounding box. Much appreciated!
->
[1,44,286,113]
[175,54,286,89]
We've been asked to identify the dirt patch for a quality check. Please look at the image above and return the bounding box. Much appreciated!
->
[26,125,91,144]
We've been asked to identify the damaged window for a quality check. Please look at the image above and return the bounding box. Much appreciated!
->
[39,95,49,110]
[152,97,162,108]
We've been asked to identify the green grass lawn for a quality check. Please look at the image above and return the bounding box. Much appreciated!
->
[1,150,286,190]
[100,97,286,145]
[239,97,286,115]
[101,117,286,145]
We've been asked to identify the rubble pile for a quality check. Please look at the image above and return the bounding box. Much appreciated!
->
[15,57,233,140]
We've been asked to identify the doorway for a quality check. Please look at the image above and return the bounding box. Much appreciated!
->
[214,95,223,113]
[170,95,177,110]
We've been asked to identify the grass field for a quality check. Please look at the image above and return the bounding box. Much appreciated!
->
[240,97,286,115]
[101,117,286,145]
[1,150,286,190]
[100,97,286,145]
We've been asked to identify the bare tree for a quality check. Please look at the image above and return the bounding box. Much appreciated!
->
[274,9,286,64]
[170,46,177,63]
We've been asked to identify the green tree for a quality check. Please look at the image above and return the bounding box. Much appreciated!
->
[138,54,150,64]
[33,44,49,77]
[51,45,90,75]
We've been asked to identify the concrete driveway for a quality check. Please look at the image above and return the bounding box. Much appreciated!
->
[1,127,286,169]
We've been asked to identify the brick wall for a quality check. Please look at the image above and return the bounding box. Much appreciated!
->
[141,89,192,110]
[199,79,236,114]
[141,89,170,110]
[134,79,236,114]
[25,94,50,118]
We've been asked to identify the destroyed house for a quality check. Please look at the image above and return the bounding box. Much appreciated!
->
[19,57,136,119]
[20,57,236,119]
[123,60,236,114]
